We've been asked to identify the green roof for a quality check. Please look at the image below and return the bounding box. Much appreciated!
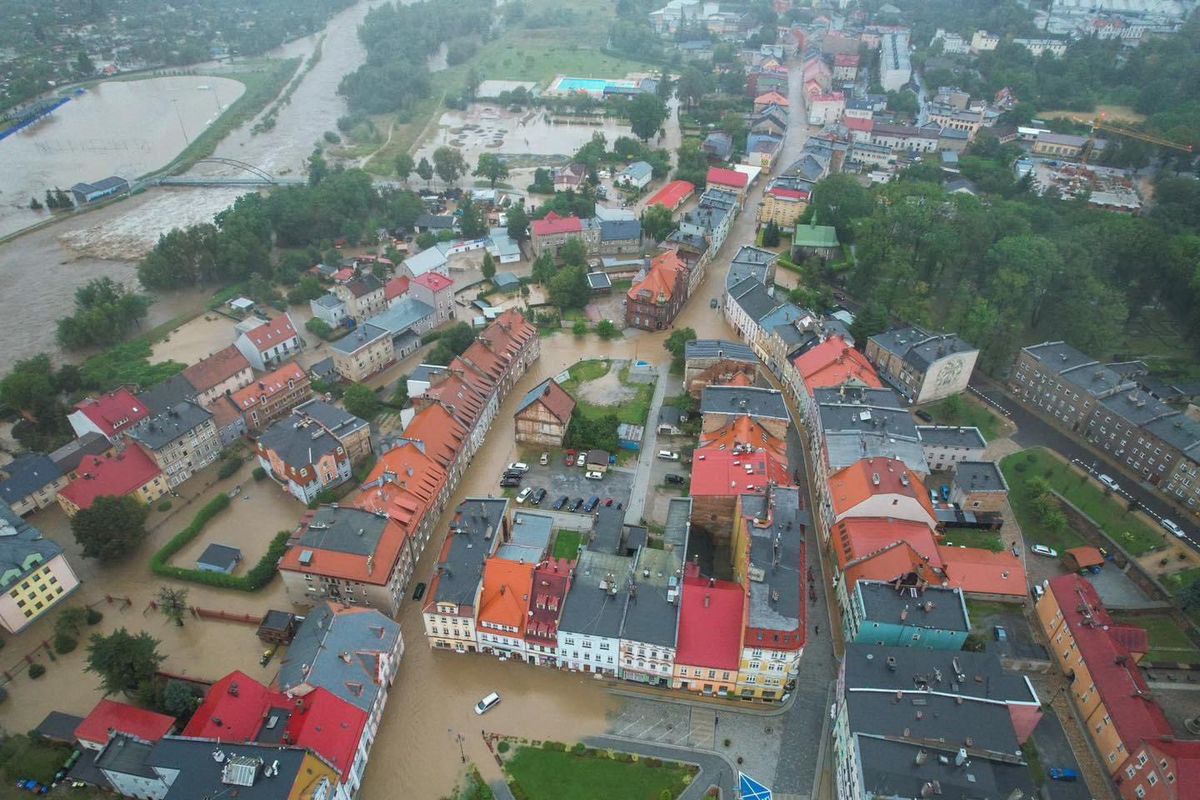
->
[792,222,840,249]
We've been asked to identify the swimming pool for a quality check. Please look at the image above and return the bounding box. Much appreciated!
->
[554,77,610,94]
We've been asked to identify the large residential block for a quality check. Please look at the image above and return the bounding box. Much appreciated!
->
[0,502,80,633]
[865,326,978,404]
[126,401,220,488]
[227,362,313,433]
[423,498,509,652]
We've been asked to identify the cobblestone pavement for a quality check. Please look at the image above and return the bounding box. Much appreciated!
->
[1030,673,1119,800]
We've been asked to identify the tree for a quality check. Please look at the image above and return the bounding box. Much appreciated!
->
[595,319,620,339]
[558,238,589,268]
[86,628,165,696]
[481,251,496,280]
[55,606,88,639]
[849,302,888,344]
[29,196,42,211]
[392,379,410,408]
[1181,579,1200,611]
[473,153,510,189]
[307,148,328,187]
[71,496,150,562]
[549,266,590,309]
[762,220,781,247]
[506,205,529,242]
[675,138,709,186]
[627,94,668,142]
[572,319,588,336]
[675,66,712,108]
[433,146,467,186]
[664,327,696,370]
[56,277,151,350]
[75,51,95,76]
[416,157,434,185]
[343,383,382,420]
[394,153,415,182]
[156,587,189,627]
[457,197,486,239]
[642,204,675,242]
[531,252,556,284]
[163,679,202,719]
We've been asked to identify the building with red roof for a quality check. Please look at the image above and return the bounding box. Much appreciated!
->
[626,251,688,331]
[936,545,1027,601]
[790,336,881,422]
[759,184,810,228]
[56,447,167,516]
[1038,575,1171,776]
[844,115,874,139]
[402,402,468,481]
[357,439,450,524]
[753,91,790,112]
[228,361,313,432]
[68,389,149,442]
[690,415,791,536]
[824,457,937,532]
[833,51,861,81]
[75,699,175,751]
[476,557,535,660]
[384,275,410,306]
[233,312,301,371]
[181,345,254,407]
[673,574,746,696]
[706,167,750,202]
[411,271,454,325]
[526,558,572,667]
[530,211,599,259]
[514,378,576,447]
[646,180,695,212]
[1119,738,1200,800]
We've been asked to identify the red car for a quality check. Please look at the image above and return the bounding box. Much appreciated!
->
[604,498,613,507]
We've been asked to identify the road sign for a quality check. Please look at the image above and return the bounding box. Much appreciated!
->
[739,771,772,800]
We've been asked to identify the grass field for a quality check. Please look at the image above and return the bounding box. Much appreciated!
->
[561,358,654,425]
[552,530,582,560]
[940,528,1005,552]
[364,0,657,173]
[920,395,1009,442]
[1113,612,1200,663]
[1000,449,1166,556]
[504,746,694,800]
[1110,314,1200,381]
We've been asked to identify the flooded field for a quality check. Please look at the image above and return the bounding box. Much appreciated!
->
[0,76,246,238]
[151,312,240,366]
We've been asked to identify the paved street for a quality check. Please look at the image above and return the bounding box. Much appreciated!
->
[625,368,671,525]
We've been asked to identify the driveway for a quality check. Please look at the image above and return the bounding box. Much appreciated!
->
[624,367,671,525]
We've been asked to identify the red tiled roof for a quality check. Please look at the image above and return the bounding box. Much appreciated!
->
[281,502,424,585]
[690,448,791,497]
[240,315,298,354]
[478,557,535,633]
[516,379,575,425]
[843,540,943,591]
[1048,575,1172,752]
[527,558,572,644]
[229,362,308,411]
[646,180,696,211]
[357,439,448,509]
[813,92,845,103]
[531,211,583,237]
[419,372,488,429]
[384,276,410,301]
[59,448,162,511]
[333,268,355,282]
[719,373,754,387]
[75,699,174,747]
[845,117,874,132]
[1065,546,1105,569]
[181,346,252,394]
[72,389,149,438]
[676,575,745,670]
[792,336,881,393]
[938,546,1026,597]
[768,187,809,201]
[706,167,749,189]
[627,251,687,304]
[834,52,861,66]
[414,272,453,292]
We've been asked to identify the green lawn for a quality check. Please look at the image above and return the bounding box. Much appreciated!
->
[552,530,582,560]
[1113,612,1200,663]
[505,747,694,800]
[561,359,654,426]
[1000,448,1166,556]
[940,528,1005,552]
[920,395,1008,442]
[966,600,1013,626]
[1163,567,1200,595]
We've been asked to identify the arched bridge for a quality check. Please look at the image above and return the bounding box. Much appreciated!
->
[156,158,305,187]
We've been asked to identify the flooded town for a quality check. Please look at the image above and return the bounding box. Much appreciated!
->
[2,1,1200,800]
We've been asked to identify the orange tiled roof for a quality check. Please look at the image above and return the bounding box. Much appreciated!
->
[181,346,251,393]
[828,458,936,523]
[754,91,790,107]
[356,439,448,509]
[719,372,754,387]
[403,403,466,469]
[229,362,308,411]
[792,336,881,394]
[279,504,426,585]
[419,371,487,429]
[937,546,1027,597]
[627,251,686,304]
[831,517,943,571]
[843,540,944,591]
[478,557,535,633]
[699,416,786,459]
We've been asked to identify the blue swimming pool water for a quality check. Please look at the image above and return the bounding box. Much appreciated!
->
[556,78,609,93]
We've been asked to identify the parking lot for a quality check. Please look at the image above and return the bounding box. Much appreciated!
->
[503,450,636,515]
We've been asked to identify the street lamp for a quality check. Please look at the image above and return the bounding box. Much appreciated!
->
[449,728,466,763]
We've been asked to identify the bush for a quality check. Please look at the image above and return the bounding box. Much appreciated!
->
[252,466,267,482]
[498,740,511,754]
[612,751,633,762]
[570,742,586,754]
[53,633,77,654]
[86,608,103,625]
[508,781,530,800]
[543,741,566,751]
[157,500,172,512]
[28,663,46,679]
[572,319,588,337]
[218,456,243,479]
[305,317,334,339]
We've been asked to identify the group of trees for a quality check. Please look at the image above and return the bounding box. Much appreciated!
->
[426,321,478,366]
[56,278,150,350]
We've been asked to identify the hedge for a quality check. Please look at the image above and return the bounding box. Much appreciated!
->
[149,493,289,591]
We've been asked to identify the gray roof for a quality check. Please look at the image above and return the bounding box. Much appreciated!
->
[0,453,63,504]
[856,582,969,633]
[0,501,67,590]
[35,710,84,742]
[96,733,157,779]
[825,432,929,475]
[432,499,508,606]
[145,738,313,800]
[700,385,789,421]
[952,461,1008,494]
[685,339,755,363]
[328,322,390,355]
[416,213,455,229]
[308,357,337,381]
[292,399,369,442]
[492,271,521,289]
[620,161,653,181]
[127,401,212,451]
[816,387,927,473]
[496,511,553,562]
[916,425,986,449]
[1022,341,1135,399]
[622,497,690,648]
[1097,390,1178,428]
[844,644,1037,705]
[312,293,343,309]
[137,374,198,415]
[1143,413,1200,459]
[847,691,1022,756]
[73,176,128,194]
[587,272,612,290]
[559,549,633,639]
[276,601,401,713]
[196,543,241,570]
[600,218,642,242]
[658,405,685,426]
[726,245,778,289]
[297,505,389,557]
[588,505,627,555]
[258,418,342,470]
[870,326,976,371]
[856,736,1034,800]
[409,363,447,384]
[728,277,779,323]
[740,488,803,633]
[404,246,449,276]
[49,431,110,474]
[757,302,809,331]
[367,298,434,338]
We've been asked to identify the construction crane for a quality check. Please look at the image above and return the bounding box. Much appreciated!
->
[1081,114,1194,163]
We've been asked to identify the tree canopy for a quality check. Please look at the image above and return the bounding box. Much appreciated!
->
[474,153,510,188]
[56,278,151,350]
[86,628,165,696]
[71,495,151,562]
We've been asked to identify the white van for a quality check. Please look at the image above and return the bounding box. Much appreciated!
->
[474,692,501,715]
[1098,473,1120,492]
[658,450,680,461]
[1161,518,1186,538]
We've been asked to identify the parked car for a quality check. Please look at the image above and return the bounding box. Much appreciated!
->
[710,298,719,309]
[539,452,549,466]
[665,474,686,485]
[604,498,614,506]
[1030,544,1058,558]
[915,409,933,422]
[516,487,533,504]
[571,497,584,512]
[1048,768,1079,782]
[576,453,587,467]
[1161,518,1186,538]
[1031,583,1044,601]
[474,692,501,715]
[500,476,521,488]
[993,625,1008,642]
[658,450,681,461]
[564,453,576,466]
[552,495,569,510]
[584,496,600,513]
[1097,473,1120,492]
[412,581,427,601]
[502,469,524,479]
[532,488,547,505]
[507,462,530,474]
[585,470,603,480]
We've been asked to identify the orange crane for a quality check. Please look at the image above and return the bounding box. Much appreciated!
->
[1081,114,1193,163]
